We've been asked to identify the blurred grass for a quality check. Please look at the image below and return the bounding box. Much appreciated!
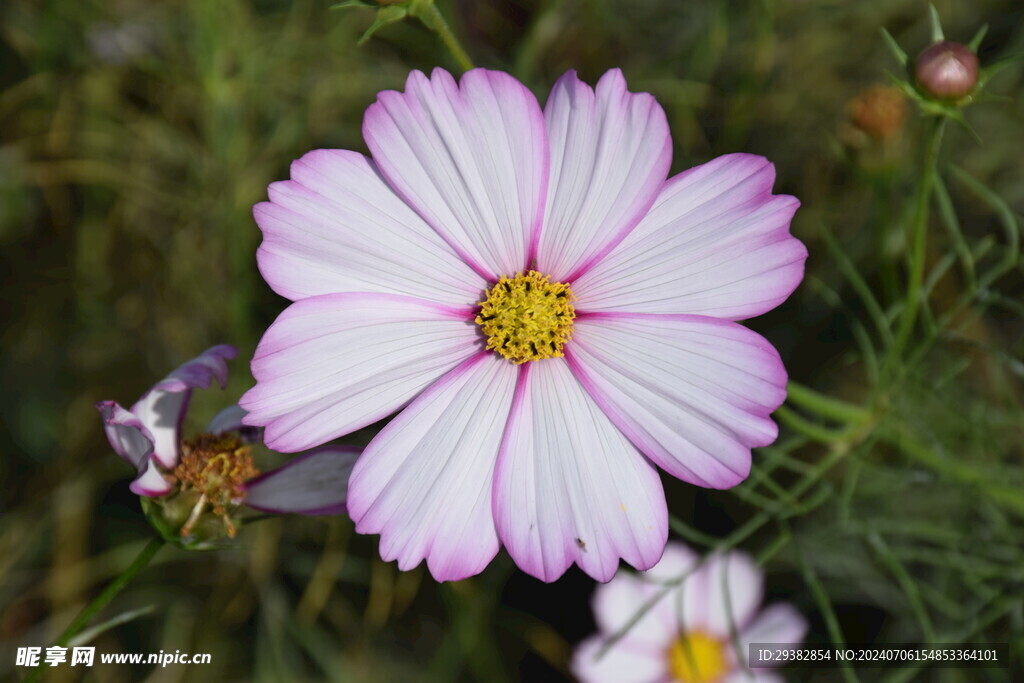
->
[1,0,1023,681]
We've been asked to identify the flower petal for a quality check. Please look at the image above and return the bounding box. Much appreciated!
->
[724,672,783,683]
[566,314,787,489]
[128,345,237,468]
[572,154,806,320]
[538,69,671,282]
[363,68,548,278]
[255,150,485,305]
[243,446,360,516]
[739,604,808,665]
[129,457,174,497]
[205,404,262,443]
[591,571,680,649]
[679,550,764,639]
[642,541,701,582]
[240,293,479,453]
[96,401,173,496]
[571,635,669,683]
[493,359,667,583]
[348,353,518,581]
[96,400,154,469]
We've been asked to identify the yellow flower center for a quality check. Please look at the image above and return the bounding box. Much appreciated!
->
[475,270,576,364]
[667,632,729,683]
[172,433,259,538]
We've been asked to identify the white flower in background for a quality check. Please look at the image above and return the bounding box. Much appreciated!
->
[573,542,807,683]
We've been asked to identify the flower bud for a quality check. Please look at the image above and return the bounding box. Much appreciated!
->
[914,41,979,100]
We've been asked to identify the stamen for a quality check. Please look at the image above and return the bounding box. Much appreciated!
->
[475,270,576,364]
[172,433,259,538]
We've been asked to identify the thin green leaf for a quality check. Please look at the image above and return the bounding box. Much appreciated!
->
[793,535,860,683]
[968,24,988,53]
[329,0,376,9]
[754,525,791,565]
[932,174,977,292]
[819,222,894,347]
[787,380,871,425]
[977,53,1024,88]
[776,405,856,443]
[950,164,1020,288]
[357,6,408,46]
[668,514,720,547]
[880,28,907,67]
[67,605,156,647]
[927,4,944,43]
[866,531,936,641]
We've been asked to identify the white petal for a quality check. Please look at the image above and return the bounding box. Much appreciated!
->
[679,550,765,640]
[129,457,173,497]
[566,314,787,489]
[130,345,238,468]
[724,672,783,683]
[240,293,479,452]
[363,68,548,278]
[348,353,518,581]
[244,446,360,516]
[571,636,668,683]
[739,604,808,667]
[642,541,701,582]
[96,400,154,469]
[637,542,703,633]
[573,154,806,320]
[591,571,679,649]
[538,69,671,281]
[255,150,484,305]
[206,404,245,433]
[493,359,667,582]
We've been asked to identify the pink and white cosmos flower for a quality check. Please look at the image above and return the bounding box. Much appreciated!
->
[97,345,358,518]
[572,543,807,683]
[241,68,806,582]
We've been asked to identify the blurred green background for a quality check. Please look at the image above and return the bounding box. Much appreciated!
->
[1,0,1022,681]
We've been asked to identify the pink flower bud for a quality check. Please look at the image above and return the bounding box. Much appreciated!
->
[915,41,979,100]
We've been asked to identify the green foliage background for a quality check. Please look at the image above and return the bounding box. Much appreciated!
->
[1,0,1022,681]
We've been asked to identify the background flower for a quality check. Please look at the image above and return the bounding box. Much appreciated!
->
[572,542,807,683]
[97,345,359,540]
[241,67,804,583]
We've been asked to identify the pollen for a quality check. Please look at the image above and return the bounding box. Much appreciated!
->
[172,433,259,537]
[475,270,576,364]
[667,632,729,683]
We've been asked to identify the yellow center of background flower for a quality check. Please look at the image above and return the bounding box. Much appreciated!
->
[475,270,576,364]
[173,433,259,537]
[667,632,729,683]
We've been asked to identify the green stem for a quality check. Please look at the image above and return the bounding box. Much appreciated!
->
[884,117,946,378]
[786,381,872,425]
[26,537,165,683]
[415,2,475,72]
[775,405,856,443]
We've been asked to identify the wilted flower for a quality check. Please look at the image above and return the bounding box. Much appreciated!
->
[914,40,979,101]
[572,543,807,683]
[848,85,907,140]
[242,68,805,581]
[97,345,358,545]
